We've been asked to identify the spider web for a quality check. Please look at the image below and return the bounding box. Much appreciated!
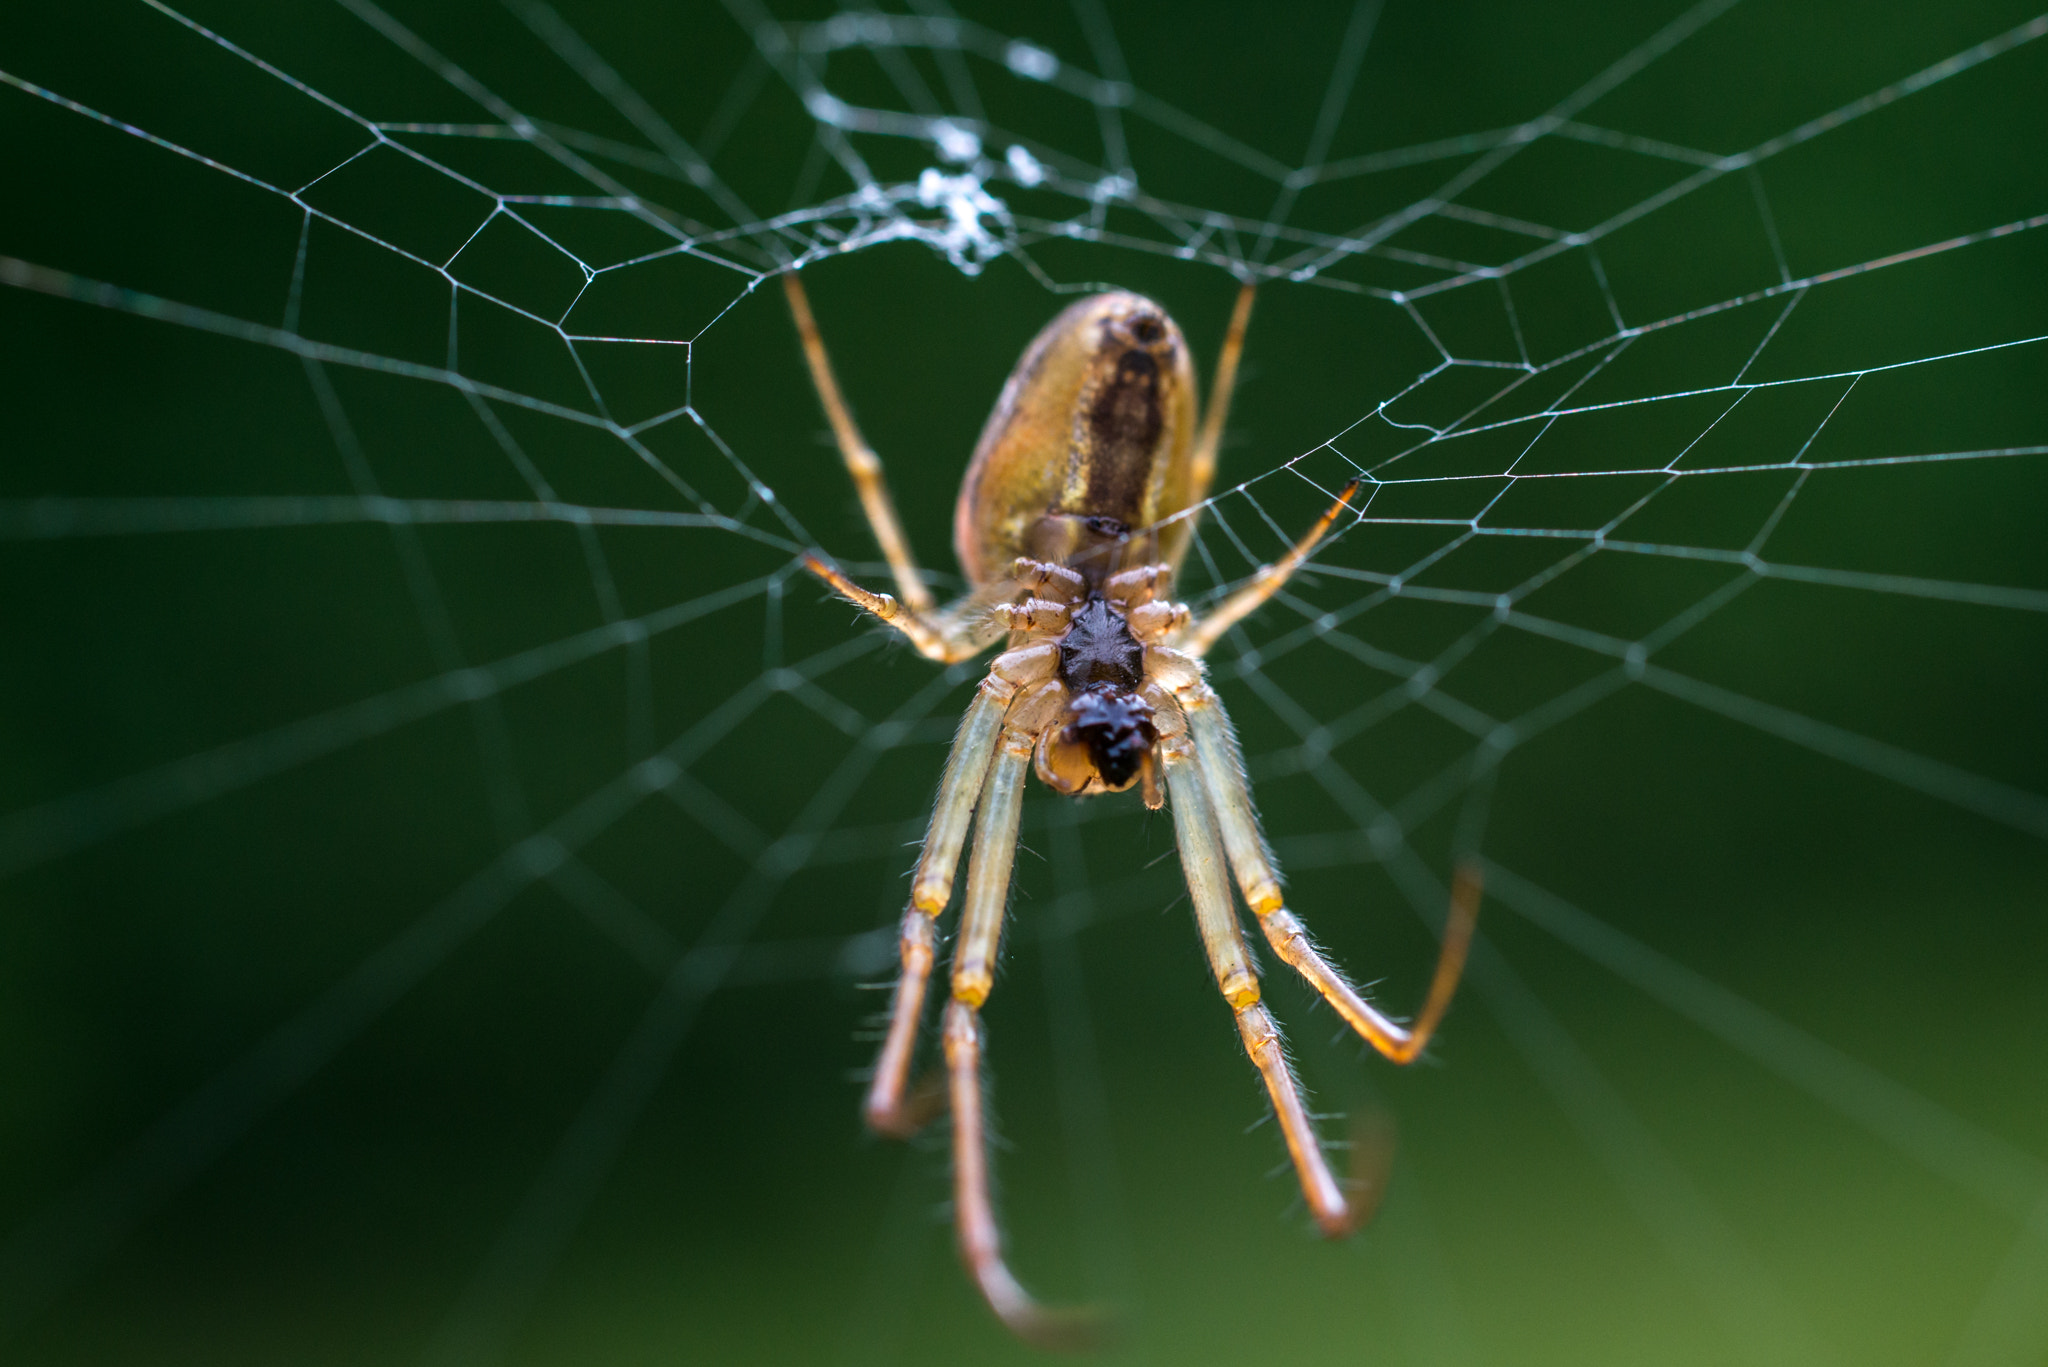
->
[2,0,2046,1363]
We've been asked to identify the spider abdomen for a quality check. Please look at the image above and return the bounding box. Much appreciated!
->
[953,292,1200,587]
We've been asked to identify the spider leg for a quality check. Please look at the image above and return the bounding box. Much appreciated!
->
[865,691,1005,1135]
[1180,680,1480,1065]
[1187,282,1257,509]
[943,1003,1101,1349]
[943,718,1104,1347]
[1263,868,1480,1066]
[866,646,1057,1136]
[800,554,999,666]
[1175,476,1363,659]
[1158,715,1357,1237]
[784,271,937,617]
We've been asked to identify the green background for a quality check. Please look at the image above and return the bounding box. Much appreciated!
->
[2,1,2046,1364]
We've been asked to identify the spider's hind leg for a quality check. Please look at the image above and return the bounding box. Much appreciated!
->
[785,268,1009,665]
[1175,476,1364,659]
[784,272,937,616]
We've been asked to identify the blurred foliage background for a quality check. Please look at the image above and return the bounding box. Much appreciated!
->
[2,1,2045,1364]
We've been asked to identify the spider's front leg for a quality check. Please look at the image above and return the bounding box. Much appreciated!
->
[863,642,1055,1136]
[1176,673,1480,1066]
[1150,689,1358,1235]
[941,682,1105,1348]
[1143,632,1477,1233]
[1155,618,1474,1065]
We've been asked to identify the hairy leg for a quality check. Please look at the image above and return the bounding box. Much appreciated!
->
[864,646,1058,1133]
[1176,477,1363,659]
[941,724,1104,1345]
[1179,681,1480,1064]
[1159,714,1359,1235]
[784,272,935,615]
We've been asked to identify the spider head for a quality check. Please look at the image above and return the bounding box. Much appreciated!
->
[1035,682,1158,797]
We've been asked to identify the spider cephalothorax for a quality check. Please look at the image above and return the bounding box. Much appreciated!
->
[1035,588,1158,796]
[784,273,1480,1347]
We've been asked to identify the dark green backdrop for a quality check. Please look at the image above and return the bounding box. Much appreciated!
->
[2,2,2045,1364]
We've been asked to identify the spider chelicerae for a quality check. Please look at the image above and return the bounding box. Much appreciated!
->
[786,272,1480,1346]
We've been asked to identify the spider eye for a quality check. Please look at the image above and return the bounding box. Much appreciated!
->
[1061,684,1156,788]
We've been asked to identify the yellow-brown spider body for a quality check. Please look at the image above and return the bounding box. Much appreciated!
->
[784,273,1479,1348]
[953,291,1202,586]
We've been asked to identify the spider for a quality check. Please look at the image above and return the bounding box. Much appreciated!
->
[785,272,1480,1346]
